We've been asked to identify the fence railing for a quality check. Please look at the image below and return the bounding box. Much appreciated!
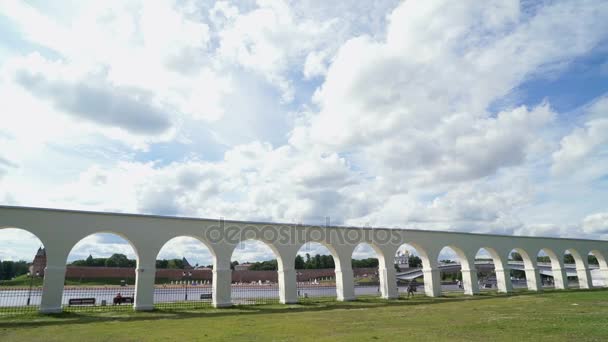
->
[154,284,213,310]
[0,287,42,316]
[3,280,532,315]
[231,283,280,305]
[354,282,382,298]
[62,286,136,311]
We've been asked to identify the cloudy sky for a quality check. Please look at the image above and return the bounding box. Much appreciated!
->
[1,0,607,265]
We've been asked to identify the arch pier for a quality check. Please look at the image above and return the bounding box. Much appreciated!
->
[1,206,607,314]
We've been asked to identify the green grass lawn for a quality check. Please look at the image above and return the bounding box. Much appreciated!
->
[1,289,608,341]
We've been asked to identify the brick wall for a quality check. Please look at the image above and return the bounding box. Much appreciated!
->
[64,266,379,283]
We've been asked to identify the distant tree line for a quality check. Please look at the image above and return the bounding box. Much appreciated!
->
[249,260,278,271]
[0,260,30,280]
[70,254,211,269]
[514,252,599,265]
[228,255,389,271]
[237,254,426,271]
[295,254,336,269]
[65,251,603,273]
[70,254,137,268]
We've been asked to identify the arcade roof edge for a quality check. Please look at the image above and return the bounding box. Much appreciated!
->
[0,205,605,244]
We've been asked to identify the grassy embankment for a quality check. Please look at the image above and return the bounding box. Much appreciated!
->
[1,289,608,341]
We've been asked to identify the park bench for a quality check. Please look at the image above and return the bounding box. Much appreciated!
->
[68,298,96,306]
[200,293,212,299]
[113,296,134,305]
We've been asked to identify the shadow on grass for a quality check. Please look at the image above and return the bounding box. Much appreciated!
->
[1,288,605,329]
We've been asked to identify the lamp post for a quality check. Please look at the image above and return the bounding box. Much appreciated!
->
[26,271,40,306]
[182,271,192,301]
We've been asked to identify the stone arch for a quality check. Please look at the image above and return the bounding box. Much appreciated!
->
[588,249,608,287]
[0,226,48,264]
[537,248,565,289]
[294,240,342,272]
[437,245,477,295]
[509,248,534,268]
[393,242,433,295]
[294,241,339,301]
[229,238,284,270]
[0,227,46,310]
[156,235,217,268]
[474,247,509,292]
[62,231,140,310]
[564,248,591,289]
[393,241,433,269]
[229,238,282,305]
[392,241,439,297]
[350,242,383,298]
[153,235,216,308]
[509,248,539,291]
[66,231,141,266]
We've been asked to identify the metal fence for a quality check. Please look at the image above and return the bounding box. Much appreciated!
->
[154,284,213,310]
[231,283,280,305]
[297,282,337,302]
[0,286,42,316]
[354,282,382,298]
[2,281,436,315]
[62,286,136,312]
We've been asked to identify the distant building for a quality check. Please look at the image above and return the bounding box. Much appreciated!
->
[29,247,47,276]
[395,249,410,271]
[182,257,193,270]
[234,263,253,271]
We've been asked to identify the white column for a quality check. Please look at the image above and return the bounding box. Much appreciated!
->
[423,268,441,297]
[552,267,567,290]
[212,268,232,307]
[577,267,593,289]
[39,264,66,314]
[335,268,355,301]
[524,268,541,291]
[134,265,155,311]
[278,268,298,304]
[461,269,479,295]
[599,267,608,288]
[495,268,512,293]
[378,266,399,299]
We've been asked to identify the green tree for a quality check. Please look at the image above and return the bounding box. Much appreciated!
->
[352,258,378,268]
[588,255,599,265]
[564,254,575,264]
[408,255,422,268]
[510,252,523,261]
[320,255,334,268]
[0,260,28,280]
[105,254,130,267]
[230,261,239,270]
[70,259,88,266]
[295,255,305,269]
[249,260,278,271]
[537,256,551,263]
[167,259,185,269]
[314,254,321,269]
